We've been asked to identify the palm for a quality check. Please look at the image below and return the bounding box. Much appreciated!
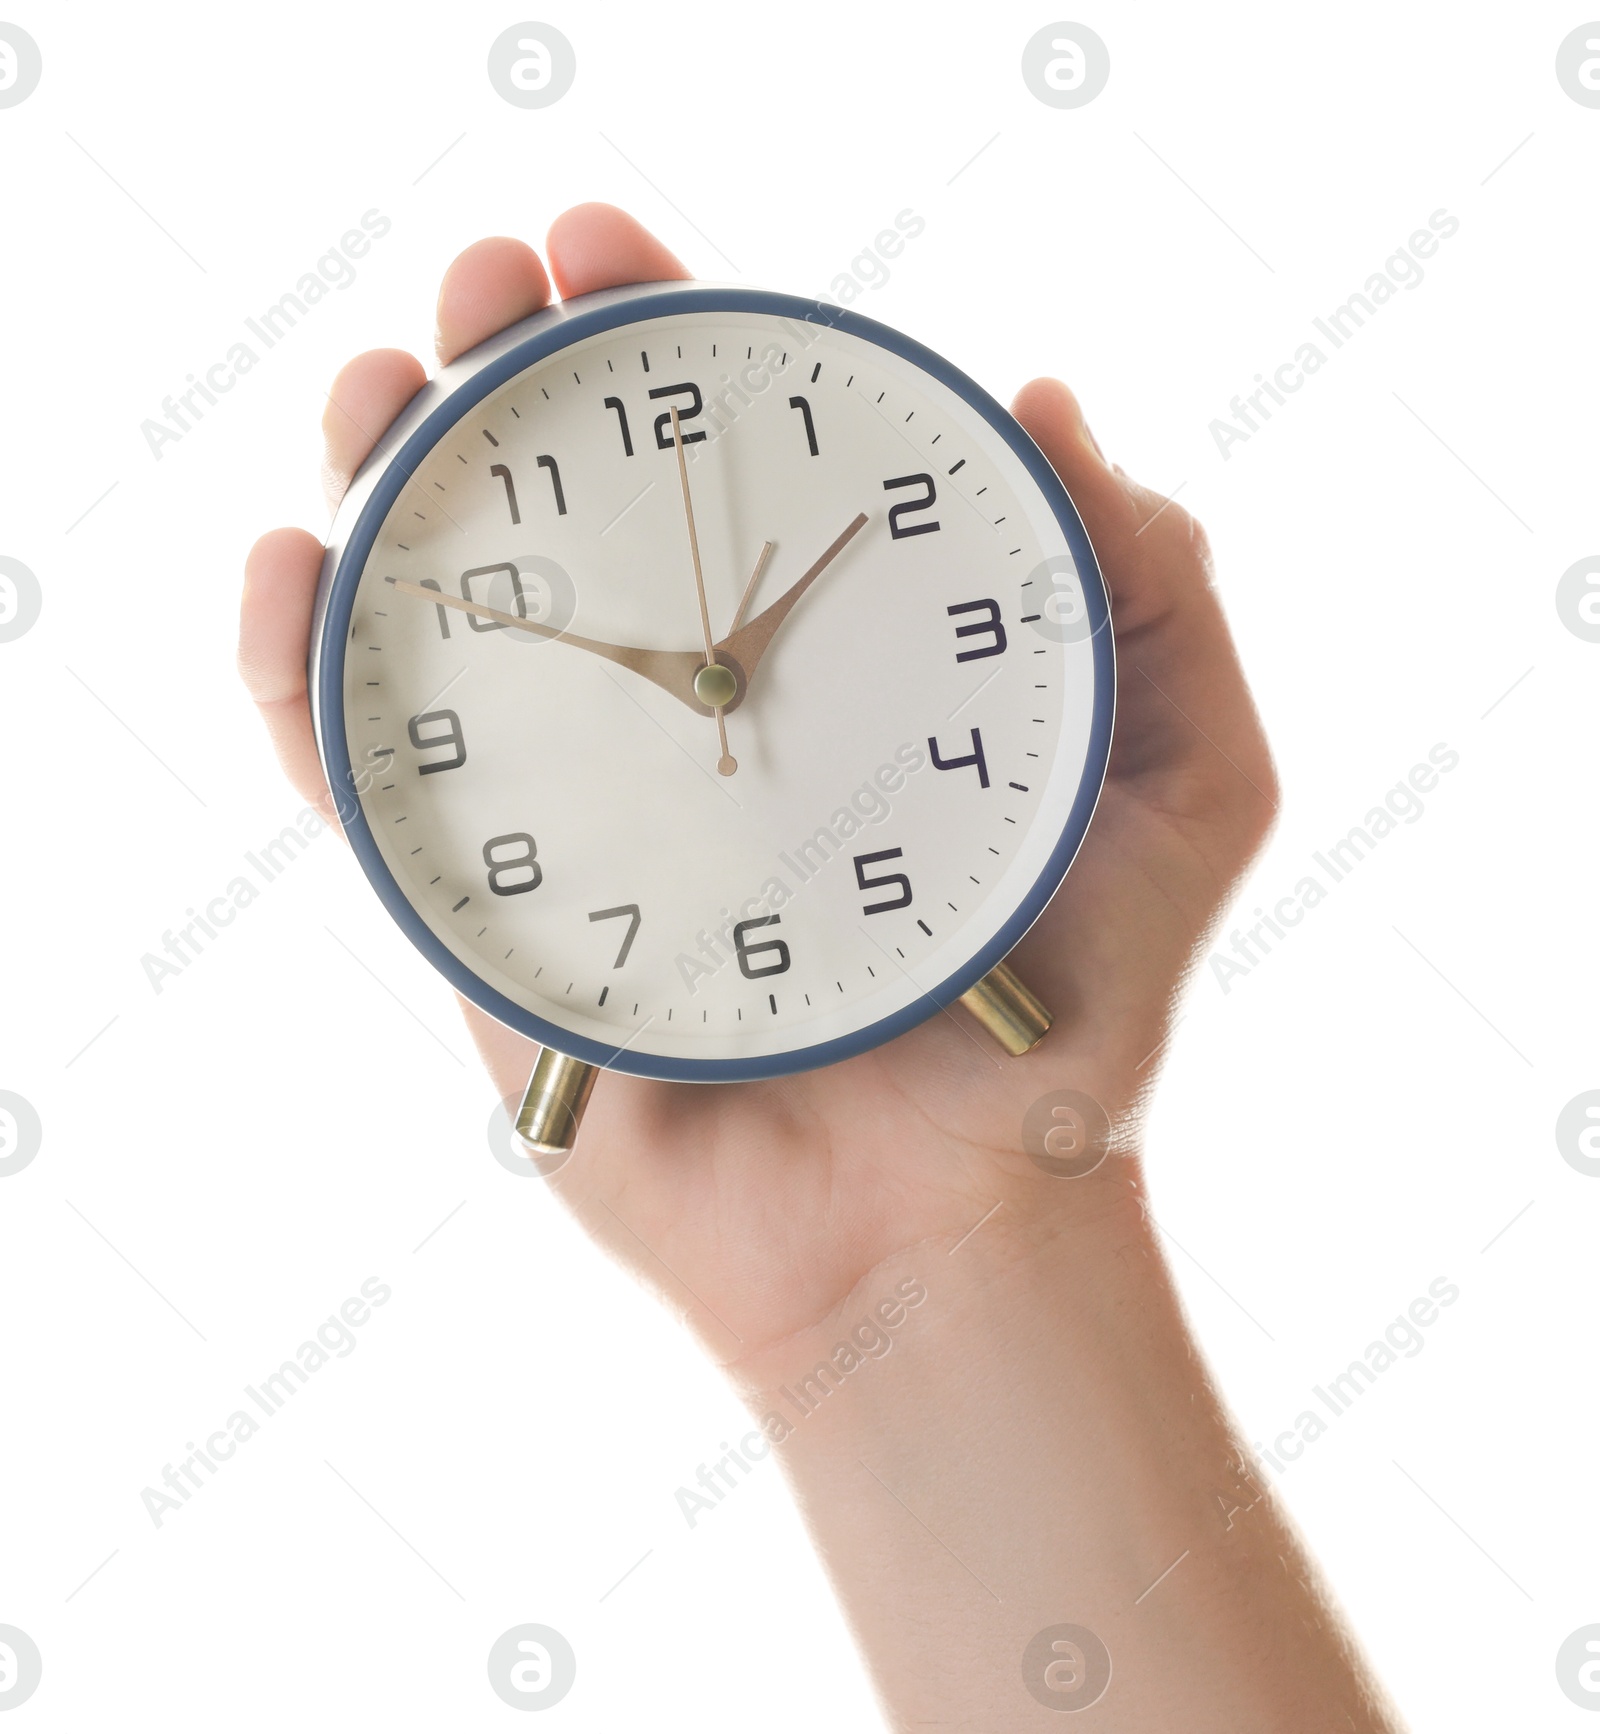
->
[241,206,1275,1370]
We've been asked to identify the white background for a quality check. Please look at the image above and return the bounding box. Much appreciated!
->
[1,2,1595,1727]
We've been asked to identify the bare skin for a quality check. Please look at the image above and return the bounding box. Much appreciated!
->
[239,203,1403,1731]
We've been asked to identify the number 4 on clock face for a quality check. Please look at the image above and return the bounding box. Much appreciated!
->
[928,727,990,787]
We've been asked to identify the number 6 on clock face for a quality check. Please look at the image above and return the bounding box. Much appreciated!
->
[309,281,1114,1084]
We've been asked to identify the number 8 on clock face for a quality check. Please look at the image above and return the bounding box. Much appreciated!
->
[310,282,1114,1101]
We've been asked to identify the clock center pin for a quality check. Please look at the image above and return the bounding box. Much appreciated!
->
[694,661,737,709]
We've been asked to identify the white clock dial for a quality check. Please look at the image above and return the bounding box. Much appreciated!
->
[317,290,1112,1079]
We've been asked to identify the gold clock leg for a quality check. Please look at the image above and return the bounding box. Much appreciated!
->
[515,1048,599,1158]
[959,962,1053,1056]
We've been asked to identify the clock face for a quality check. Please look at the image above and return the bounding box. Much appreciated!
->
[313,286,1113,1081]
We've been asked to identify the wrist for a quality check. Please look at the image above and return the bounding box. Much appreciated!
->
[722,1156,1155,1447]
[713,1166,1395,1734]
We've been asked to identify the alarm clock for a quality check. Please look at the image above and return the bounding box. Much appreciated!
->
[309,281,1114,1154]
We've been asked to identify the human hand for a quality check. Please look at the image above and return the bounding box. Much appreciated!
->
[239,203,1278,1382]
[236,207,1403,1733]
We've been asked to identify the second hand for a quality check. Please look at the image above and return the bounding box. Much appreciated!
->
[668,404,736,777]
[728,539,776,638]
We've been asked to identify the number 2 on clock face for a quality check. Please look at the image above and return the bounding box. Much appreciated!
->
[316,285,1113,1082]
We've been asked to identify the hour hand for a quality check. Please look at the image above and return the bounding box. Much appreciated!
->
[388,578,707,709]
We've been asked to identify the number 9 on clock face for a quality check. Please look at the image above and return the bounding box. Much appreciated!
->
[310,283,1113,1082]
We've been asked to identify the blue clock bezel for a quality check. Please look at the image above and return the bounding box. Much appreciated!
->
[314,283,1114,1082]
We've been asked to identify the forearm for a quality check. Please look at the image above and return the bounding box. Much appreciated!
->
[728,1176,1401,1732]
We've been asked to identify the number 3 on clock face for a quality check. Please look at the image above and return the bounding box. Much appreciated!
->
[309,282,1114,1084]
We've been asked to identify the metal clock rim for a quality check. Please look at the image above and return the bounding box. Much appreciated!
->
[310,280,1116,1083]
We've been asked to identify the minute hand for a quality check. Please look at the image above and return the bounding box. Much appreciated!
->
[714,512,869,685]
